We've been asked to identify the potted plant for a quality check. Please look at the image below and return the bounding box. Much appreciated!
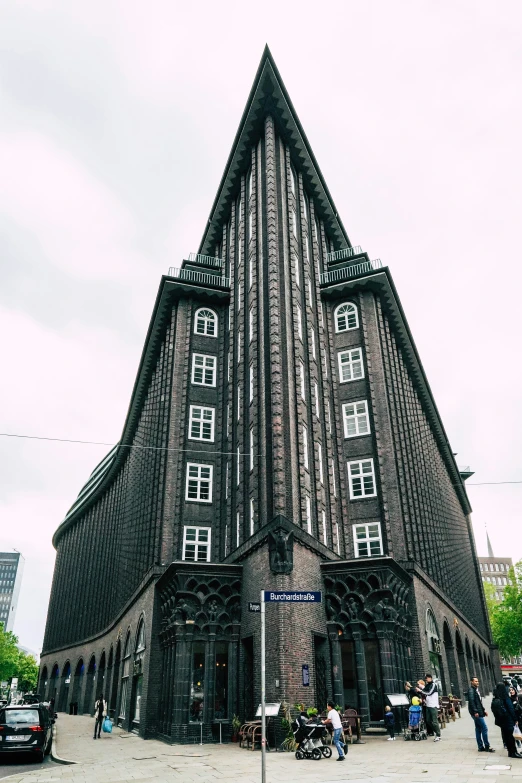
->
[231,714,241,742]
[307,707,318,719]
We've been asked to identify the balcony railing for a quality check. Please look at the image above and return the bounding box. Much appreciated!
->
[326,245,363,263]
[188,253,224,268]
[168,267,230,288]
[320,259,382,285]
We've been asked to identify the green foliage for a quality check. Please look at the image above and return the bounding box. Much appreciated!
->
[0,623,20,683]
[306,707,318,717]
[0,624,39,694]
[485,561,522,658]
[231,714,241,734]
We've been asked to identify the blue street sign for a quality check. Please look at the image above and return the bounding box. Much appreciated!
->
[302,664,310,686]
[263,591,322,603]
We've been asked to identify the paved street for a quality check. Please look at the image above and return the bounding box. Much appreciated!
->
[2,711,522,783]
[0,755,56,780]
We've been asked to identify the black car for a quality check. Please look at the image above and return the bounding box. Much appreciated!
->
[0,703,53,762]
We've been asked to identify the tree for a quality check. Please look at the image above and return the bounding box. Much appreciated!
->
[16,651,38,693]
[486,561,522,659]
[0,623,20,683]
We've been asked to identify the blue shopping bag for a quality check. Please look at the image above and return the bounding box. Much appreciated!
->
[102,717,113,733]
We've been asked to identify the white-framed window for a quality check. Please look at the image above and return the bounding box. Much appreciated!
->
[335,302,359,332]
[321,511,327,546]
[338,348,364,383]
[500,563,505,571]
[237,384,241,420]
[480,562,483,571]
[290,166,296,195]
[307,278,313,308]
[303,424,309,469]
[484,563,489,571]
[195,308,217,337]
[249,309,254,342]
[183,526,211,562]
[248,211,253,242]
[192,354,217,387]
[250,498,254,536]
[326,400,331,432]
[291,208,297,238]
[318,443,324,484]
[343,400,370,438]
[331,460,337,496]
[189,405,215,441]
[249,365,254,402]
[347,459,377,499]
[335,521,340,555]
[300,362,305,400]
[238,332,241,363]
[250,428,254,471]
[294,254,300,287]
[297,306,302,340]
[353,522,383,558]
[185,463,213,502]
[314,382,319,418]
[311,327,316,359]
[305,495,311,534]
[304,239,310,265]
[237,447,240,485]
[225,462,229,499]
[236,511,240,548]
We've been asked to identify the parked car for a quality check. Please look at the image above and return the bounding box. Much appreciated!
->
[0,703,53,762]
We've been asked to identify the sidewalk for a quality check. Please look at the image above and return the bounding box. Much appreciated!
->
[3,710,522,783]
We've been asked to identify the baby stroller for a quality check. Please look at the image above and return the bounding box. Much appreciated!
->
[404,705,427,741]
[292,718,331,759]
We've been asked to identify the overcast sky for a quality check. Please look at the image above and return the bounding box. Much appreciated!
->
[1,0,521,655]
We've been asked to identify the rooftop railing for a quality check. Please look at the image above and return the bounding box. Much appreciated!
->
[168,267,230,288]
[188,253,224,268]
[326,245,363,263]
[320,259,382,285]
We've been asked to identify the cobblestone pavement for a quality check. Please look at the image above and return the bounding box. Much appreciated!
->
[3,711,522,783]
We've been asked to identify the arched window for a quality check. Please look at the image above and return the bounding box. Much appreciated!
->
[247,169,253,199]
[426,608,442,682]
[195,308,217,337]
[334,302,359,333]
[132,621,146,726]
[119,632,131,723]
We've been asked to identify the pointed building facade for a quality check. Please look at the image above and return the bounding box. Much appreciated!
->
[39,50,499,740]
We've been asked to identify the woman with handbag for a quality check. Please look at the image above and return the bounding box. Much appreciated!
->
[93,693,107,739]
[491,683,522,759]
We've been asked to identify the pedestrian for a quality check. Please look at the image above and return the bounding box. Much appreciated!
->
[322,700,345,761]
[405,681,417,702]
[384,706,395,740]
[417,675,441,742]
[93,693,107,739]
[491,683,521,759]
[467,676,495,753]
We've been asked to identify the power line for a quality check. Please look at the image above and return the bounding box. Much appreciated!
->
[0,432,521,485]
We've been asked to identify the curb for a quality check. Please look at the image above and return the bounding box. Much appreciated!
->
[50,722,79,765]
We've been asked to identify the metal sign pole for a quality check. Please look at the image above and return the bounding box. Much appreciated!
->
[261,590,266,783]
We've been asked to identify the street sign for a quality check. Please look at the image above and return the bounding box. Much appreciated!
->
[302,664,310,686]
[263,591,322,603]
[248,602,261,612]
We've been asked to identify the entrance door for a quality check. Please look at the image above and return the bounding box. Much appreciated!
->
[340,640,358,711]
[364,639,383,721]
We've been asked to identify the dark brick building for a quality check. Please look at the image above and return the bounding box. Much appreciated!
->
[39,48,499,740]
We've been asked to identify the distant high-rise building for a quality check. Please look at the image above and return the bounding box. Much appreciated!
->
[479,532,513,601]
[0,552,24,632]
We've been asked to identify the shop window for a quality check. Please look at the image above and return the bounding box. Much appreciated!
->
[190,643,205,723]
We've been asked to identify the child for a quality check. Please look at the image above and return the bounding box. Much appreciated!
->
[384,705,395,740]
[408,696,422,737]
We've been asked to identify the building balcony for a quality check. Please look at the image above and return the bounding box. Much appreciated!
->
[326,245,363,264]
[320,259,382,286]
[187,253,224,269]
[167,267,230,289]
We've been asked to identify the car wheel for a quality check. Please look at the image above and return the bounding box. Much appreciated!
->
[35,750,45,763]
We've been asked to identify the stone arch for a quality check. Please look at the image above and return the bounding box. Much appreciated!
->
[455,631,468,699]
[425,606,445,690]
[49,662,59,705]
[118,630,132,725]
[98,651,107,701]
[84,655,96,716]
[70,657,84,711]
[110,640,121,718]
[58,660,71,712]
[39,665,49,700]
[130,618,146,728]
[465,637,474,680]
[442,620,460,697]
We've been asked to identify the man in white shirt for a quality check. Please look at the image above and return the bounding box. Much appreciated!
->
[322,700,345,760]
[418,675,441,741]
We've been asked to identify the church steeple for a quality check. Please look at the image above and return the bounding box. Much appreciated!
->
[486,530,495,558]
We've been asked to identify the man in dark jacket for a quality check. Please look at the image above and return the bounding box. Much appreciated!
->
[468,676,495,752]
